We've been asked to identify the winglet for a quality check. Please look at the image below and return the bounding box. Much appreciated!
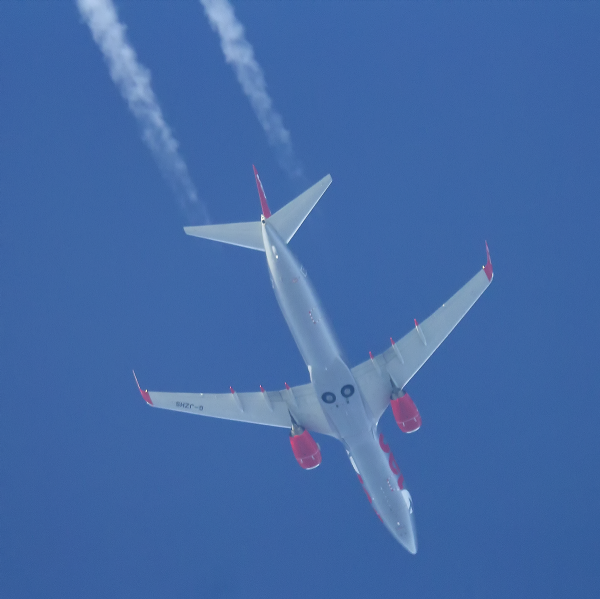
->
[253,165,271,219]
[483,241,493,282]
[132,370,153,406]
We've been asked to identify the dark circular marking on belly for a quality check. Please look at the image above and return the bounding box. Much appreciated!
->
[341,384,355,398]
[321,392,336,404]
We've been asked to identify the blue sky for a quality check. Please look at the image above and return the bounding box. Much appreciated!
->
[2,1,599,597]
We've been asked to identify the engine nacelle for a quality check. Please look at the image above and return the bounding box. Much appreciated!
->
[289,429,322,470]
[391,392,422,433]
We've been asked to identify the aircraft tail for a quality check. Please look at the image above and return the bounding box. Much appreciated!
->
[184,168,332,251]
[183,220,265,251]
[269,173,332,243]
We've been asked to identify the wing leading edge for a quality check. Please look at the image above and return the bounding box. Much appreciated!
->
[352,243,494,424]
[133,373,335,437]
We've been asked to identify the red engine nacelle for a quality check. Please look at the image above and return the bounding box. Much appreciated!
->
[289,429,322,470]
[391,392,422,433]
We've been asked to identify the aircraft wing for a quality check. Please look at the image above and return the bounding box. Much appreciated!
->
[133,373,335,436]
[352,244,494,424]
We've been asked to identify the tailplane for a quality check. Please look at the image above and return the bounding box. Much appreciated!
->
[183,220,264,251]
[269,173,332,243]
[184,168,332,251]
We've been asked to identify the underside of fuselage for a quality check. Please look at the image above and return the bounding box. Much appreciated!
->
[262,219,418,553]
[346,428,418,554]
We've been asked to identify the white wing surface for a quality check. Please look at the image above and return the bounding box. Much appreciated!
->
[352,245,494,424]
[134,374,334,436]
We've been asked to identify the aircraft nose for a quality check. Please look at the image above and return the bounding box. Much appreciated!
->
[403,532,418,555]
[395,521,417,554]
[397,490,418,554]
[395,492,418,554]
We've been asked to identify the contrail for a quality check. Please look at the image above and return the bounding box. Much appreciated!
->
[76,0,207,223]
[200,0,303,179]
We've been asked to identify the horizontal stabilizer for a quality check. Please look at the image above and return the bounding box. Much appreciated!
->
[270,175,332,243]
[183,173,331,251]
[184,221,264,251]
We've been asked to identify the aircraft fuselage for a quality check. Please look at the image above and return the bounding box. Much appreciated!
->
[262,219,417,553]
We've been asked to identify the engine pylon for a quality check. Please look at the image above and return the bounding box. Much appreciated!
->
[289,417,322,470]
[391,391,422,433]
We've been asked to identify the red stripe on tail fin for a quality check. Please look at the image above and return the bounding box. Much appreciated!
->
[483,241,493,281]
[253,165,271,218]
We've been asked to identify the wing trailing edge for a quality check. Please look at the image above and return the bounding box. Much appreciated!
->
[135,381,335,436]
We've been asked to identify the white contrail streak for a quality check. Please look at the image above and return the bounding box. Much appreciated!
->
[76,0,207,222]
[200,0,302,179]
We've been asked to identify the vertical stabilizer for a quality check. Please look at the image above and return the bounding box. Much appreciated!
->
[253,165,271,218]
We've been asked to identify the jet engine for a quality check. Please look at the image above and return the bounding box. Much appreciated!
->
[289,423,322,470]
[391,392,422,433]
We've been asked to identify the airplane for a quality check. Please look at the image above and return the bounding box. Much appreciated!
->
[134,167,493,554]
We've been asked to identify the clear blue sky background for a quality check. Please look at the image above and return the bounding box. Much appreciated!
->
[2,1,599,597]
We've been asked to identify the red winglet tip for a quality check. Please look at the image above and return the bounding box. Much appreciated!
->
[369,351,374,360]
[390,337,395,346]
[253,165,271,218]
[284,382,291,390]
[132,370,153,405]
[414,319,419,328]
[260,385,266,393]
[483,240,493,281]
[230,386,236,394]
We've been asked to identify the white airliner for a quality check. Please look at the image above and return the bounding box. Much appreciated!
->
[134,167,493,554]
